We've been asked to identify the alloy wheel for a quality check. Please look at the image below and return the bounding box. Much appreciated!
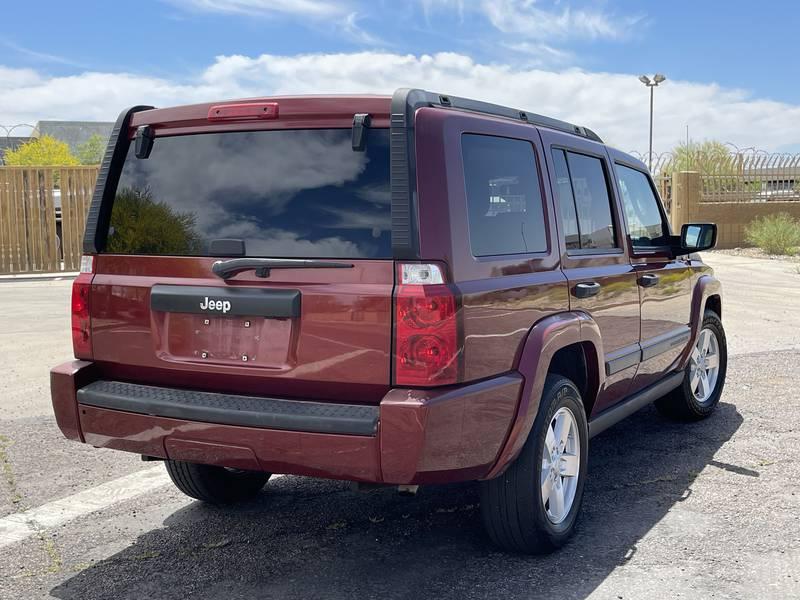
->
[541,406,581,524]
[689,327,721,404]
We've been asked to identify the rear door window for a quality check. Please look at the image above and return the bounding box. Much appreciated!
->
[461,134,547,257]
[551,149,618,251]
[106,128,391,258]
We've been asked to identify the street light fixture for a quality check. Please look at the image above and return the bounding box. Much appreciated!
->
[639,73,666,172]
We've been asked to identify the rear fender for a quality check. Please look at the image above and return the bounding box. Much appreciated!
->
[484,311,604,479]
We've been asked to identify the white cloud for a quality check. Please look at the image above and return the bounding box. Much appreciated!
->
[501,41,574,67]
[419,0,465,20]
[0,39,87,69]
[164,0,348,18]
[2,52,799,154]
[164,1,377,46]
[340,12,386,45]
[480,0,640,41]
[421,0,640,42]
[0,65,41,90]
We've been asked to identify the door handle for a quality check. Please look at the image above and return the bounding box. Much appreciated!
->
[573,282,601,299]
[639,273,660,288]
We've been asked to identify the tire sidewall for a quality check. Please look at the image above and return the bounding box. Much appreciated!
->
[165,460,269,504]
[683,311,727,416]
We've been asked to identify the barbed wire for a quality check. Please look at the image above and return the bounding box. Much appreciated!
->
[629,145,800,175]
[0,124,35,138]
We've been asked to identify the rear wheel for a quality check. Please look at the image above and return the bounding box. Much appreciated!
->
[656,310,727,420]
[164,460,270,504]
[480,375,588,554]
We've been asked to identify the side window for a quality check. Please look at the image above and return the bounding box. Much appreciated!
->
[615,164,669,248]
[461,134,547,256]
[550,149,618,251]
[551,150,580,250]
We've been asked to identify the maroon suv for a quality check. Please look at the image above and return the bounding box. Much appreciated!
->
[50,89,726,553]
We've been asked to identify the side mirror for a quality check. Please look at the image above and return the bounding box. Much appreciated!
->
[679,223,717,253]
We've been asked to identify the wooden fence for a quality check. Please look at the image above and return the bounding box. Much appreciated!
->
[0,166,98,274]
[3,161,800,270]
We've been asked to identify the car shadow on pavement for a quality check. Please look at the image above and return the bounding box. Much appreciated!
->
[51,402,743,600]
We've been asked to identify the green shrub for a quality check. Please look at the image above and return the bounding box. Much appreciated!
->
[106,187,201,255]
[745,213,800,255]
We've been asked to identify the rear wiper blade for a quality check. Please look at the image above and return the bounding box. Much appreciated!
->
[212,258,354,280]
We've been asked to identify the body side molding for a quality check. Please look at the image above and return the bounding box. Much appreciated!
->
[640,326,691,362]
[605,344,641,376]
[605,327,691,376]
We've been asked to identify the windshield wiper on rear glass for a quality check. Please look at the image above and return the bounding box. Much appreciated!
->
[212,258,354,280]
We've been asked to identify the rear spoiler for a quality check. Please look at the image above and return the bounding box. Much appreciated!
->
[83,105,153,254]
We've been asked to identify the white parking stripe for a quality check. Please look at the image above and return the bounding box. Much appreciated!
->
[0,465,170,549]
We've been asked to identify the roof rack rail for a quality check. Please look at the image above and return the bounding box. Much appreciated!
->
[391,88,603,143]
[388,88,603,261]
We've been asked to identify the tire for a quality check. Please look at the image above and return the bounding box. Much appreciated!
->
[164,460,270,504]
[656,310,727,421]
[480,375,588,554]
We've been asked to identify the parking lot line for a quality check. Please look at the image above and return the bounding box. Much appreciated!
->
[0,465,170,549]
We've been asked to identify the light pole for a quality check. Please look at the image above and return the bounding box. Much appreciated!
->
[638,74,666,172]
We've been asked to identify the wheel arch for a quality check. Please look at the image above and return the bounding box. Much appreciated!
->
[678,274,723,370]
[705,293,722,319]
[546,342,602,418]
[485,311,605,479]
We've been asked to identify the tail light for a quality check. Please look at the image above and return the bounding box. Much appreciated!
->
[394,263,460,386]
[71,256,94,359]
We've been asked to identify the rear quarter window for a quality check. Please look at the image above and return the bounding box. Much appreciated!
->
[461,134,547,257]
[105,128,391,259]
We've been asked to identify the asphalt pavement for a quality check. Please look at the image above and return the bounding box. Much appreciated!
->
[0,252,798,600]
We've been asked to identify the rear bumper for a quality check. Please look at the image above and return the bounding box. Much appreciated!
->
[77,380,379,436]
[51,361,522,484]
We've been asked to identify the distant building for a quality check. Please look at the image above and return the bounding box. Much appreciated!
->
[31,120,114,154]
[0,136,30,165]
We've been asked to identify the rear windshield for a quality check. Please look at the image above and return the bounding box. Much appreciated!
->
[105,128,391,258]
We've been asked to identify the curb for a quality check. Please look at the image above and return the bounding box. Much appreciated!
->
[0,272,78,282]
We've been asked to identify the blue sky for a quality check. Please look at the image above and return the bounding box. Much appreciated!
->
[1,0,799,152]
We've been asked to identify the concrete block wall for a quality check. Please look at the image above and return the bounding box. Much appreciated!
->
[669,171,800,248]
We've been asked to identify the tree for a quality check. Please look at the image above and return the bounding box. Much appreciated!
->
[106,187,202,255]
[2,135,80,167]
[667,140,736,174]
[76,134,107,165]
